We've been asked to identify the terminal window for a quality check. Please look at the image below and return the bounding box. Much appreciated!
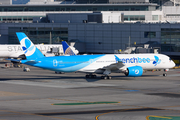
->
[152,15,158,20]
[124,15,145,21]
[161,28,180,52]
[144,32,156,38]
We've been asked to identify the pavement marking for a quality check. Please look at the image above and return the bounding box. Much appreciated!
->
[95,105,180,120]
[145,115,180,120]
[49,98,122,106]
[95,107,155,120]
[95,111,115,120]
[0,91,31,97]
[2,97,180,119]
[146,115,172,120]
[49,98,159,109]
[95,103,180,120]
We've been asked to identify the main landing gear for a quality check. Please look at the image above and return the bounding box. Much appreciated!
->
[101,76,112,79]
[85,74,112,79]
[85,74,97,78]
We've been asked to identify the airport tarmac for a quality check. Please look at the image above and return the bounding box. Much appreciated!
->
[0,62,180,120]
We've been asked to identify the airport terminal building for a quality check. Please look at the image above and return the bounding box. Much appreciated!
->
[0,0,180,59]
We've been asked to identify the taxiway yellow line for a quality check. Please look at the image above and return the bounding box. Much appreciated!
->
[95,108,145,120]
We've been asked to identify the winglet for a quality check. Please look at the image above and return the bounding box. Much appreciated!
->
[62,41,75,55]
[16,32,44,59]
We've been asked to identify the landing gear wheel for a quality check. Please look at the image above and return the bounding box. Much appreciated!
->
[101,76,111,79]
[101,76,107,79]
[104,76,107,79]
[163,73,167,77]
[92,75,97,78]
[86,75,89,78]
[108,76,112,79]
[86,74,97,78]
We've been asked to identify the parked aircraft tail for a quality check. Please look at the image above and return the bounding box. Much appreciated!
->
[62,41,75,55]
[16,32,45,59]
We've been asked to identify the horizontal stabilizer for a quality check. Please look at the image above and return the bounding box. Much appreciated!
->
[6,59,21,63]
[26,60,40,64]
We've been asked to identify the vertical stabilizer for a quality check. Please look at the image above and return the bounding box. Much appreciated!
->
[62,41,75,55]
[16,32,44,59]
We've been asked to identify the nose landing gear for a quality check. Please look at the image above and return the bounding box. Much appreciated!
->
[163,69,168,77]
[163,73,167,77]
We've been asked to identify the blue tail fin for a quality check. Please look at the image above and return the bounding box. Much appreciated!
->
[16,32,44,59]
[62,41,75,55]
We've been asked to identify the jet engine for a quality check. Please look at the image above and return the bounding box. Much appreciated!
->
[125,66,143,77]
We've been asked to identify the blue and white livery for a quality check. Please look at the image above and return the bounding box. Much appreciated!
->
[15,32,175,79]
[16,33,44,59]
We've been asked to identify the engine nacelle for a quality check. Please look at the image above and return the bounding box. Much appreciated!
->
[125,66,143,77]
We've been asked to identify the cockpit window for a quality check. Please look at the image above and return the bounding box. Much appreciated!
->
[169,58,171,61]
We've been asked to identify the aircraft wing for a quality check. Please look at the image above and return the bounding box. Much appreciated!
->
[100,55,127,75]
[103,61,125,71]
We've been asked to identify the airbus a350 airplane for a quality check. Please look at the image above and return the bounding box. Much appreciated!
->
[13,32,175,79]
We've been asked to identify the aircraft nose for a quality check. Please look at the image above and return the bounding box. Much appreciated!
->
[172,61,176,68]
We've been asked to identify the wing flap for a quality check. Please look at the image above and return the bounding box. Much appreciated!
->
[103,61,125,71]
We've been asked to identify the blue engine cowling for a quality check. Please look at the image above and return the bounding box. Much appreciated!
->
[125,66,143,77]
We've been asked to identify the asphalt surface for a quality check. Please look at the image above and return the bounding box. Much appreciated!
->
[0,62,180,120]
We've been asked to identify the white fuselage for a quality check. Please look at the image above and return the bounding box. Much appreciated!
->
[78,54,175,73]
